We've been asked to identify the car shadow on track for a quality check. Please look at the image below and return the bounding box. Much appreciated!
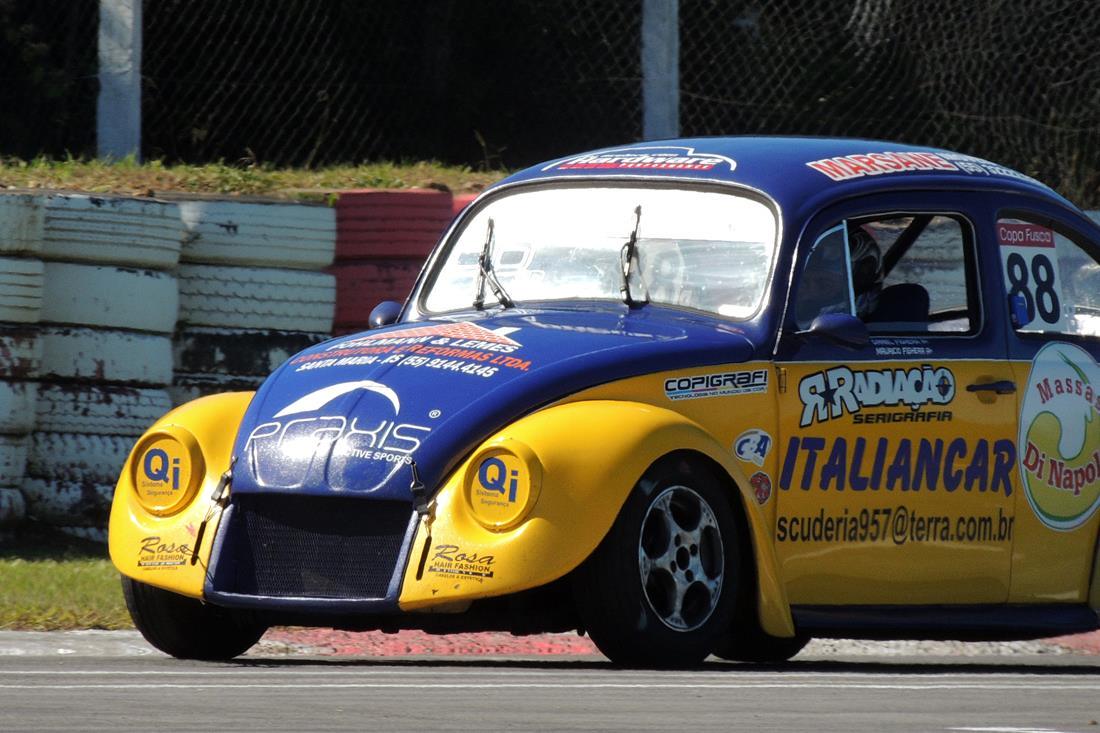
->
[228,656,1100,675]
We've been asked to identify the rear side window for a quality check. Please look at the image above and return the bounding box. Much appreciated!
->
[997,216,1100,338]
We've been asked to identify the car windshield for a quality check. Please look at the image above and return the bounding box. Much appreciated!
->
[422,185,778,319]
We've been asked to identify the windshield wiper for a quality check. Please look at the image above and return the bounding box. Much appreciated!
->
[620,205,647,308]
[473,217,514,309]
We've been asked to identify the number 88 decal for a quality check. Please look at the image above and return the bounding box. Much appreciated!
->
[1005,251,1061,325]
[998,221,1065,329]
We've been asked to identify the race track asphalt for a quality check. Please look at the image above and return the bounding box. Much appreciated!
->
[2,631,1100,732]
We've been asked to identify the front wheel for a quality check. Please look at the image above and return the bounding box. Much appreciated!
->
[573,454,742,667]
[122,576,266,660]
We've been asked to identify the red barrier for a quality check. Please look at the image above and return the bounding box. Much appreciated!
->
[331,261,423,331]
[335,188,453,262]
[452,192,478,217]
[332,189,457,332]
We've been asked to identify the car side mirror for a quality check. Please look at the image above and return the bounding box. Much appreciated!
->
[802,313,870,349]
[369,300,402,329]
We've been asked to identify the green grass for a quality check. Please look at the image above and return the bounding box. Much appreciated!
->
[0,529,131,630]
[0,156,507,199]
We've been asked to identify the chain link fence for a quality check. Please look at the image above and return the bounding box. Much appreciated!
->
[2,1,1099,205]
[0,0,98,161]
[142,0,641,169]
[139,0,1100,203]
[680,0,1100,203]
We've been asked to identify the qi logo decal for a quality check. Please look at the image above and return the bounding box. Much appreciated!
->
[478,457,520,503]
[142,448,181,492]
[465,444,541,530]
[134,436,194,507]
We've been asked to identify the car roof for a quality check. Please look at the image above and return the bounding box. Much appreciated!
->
[496,136,1077,221]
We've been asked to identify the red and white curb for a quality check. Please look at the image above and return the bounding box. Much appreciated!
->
[1,629,1094,658]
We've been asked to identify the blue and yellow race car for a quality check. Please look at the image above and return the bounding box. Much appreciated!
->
[110,137,1100,666]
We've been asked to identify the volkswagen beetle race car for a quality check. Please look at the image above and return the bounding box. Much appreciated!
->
[110,137,1100,666]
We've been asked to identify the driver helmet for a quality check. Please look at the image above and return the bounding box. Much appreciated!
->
[848,225,883,319]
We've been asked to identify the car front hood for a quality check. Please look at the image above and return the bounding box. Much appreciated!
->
[230,305,756,500]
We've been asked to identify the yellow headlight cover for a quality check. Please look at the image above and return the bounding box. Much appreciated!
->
[464,439,542,531]
[130,426,205,516]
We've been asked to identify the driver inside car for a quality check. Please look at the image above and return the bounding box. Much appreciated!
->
[793,224,884,328]
[848,225,884,321]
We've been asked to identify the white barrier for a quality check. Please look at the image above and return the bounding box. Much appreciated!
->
[0,191,336,535]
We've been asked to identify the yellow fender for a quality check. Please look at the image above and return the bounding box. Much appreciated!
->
[109,392,254,598]
[399,399,795,638]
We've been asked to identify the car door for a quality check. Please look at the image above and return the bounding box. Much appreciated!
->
[773,193,1018,606]
[994,203,1100,604]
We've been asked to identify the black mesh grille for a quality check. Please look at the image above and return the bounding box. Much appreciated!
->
[214,494,413,600]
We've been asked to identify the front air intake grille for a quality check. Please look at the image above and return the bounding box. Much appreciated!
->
[214,494,413,600]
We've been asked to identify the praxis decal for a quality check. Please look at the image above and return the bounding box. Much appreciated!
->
[244,380,434,490]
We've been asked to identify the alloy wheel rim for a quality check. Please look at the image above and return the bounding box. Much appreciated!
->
[637,485,724,632]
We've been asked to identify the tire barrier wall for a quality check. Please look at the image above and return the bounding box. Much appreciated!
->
[173,199,336,408]
[0,187,474,538]
[0,198,45,534]
[171,326,328,406]
[20,194,181,541]
[0,192,338,539]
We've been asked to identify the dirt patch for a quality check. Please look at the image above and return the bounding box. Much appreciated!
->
[259,627,1100,658]
[1046,630,1100,654]
[261,628,600,657]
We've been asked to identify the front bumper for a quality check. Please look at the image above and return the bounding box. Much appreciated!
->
[204,493,418,614]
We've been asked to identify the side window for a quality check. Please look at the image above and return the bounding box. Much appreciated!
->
[793,224,853,329]
[794,214,979,335]
[869,215,976,333]
[997,215,1100,338]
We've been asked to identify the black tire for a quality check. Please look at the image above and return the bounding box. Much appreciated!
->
[573,453,742,667]
[121,576,266,660]
[714,626,810,663]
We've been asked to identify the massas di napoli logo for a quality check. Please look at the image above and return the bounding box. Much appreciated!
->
[1019,342,1100,531]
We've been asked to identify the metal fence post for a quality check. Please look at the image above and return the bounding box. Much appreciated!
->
[97,0,142,160]
[641,0,680,140]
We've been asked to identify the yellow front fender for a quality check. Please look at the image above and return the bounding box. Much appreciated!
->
[108,392,254,598]
[398,399,794,637]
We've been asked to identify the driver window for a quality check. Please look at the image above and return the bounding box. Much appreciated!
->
[864,215,977,334]
[796,214,976,334]
[796,214,979,334]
